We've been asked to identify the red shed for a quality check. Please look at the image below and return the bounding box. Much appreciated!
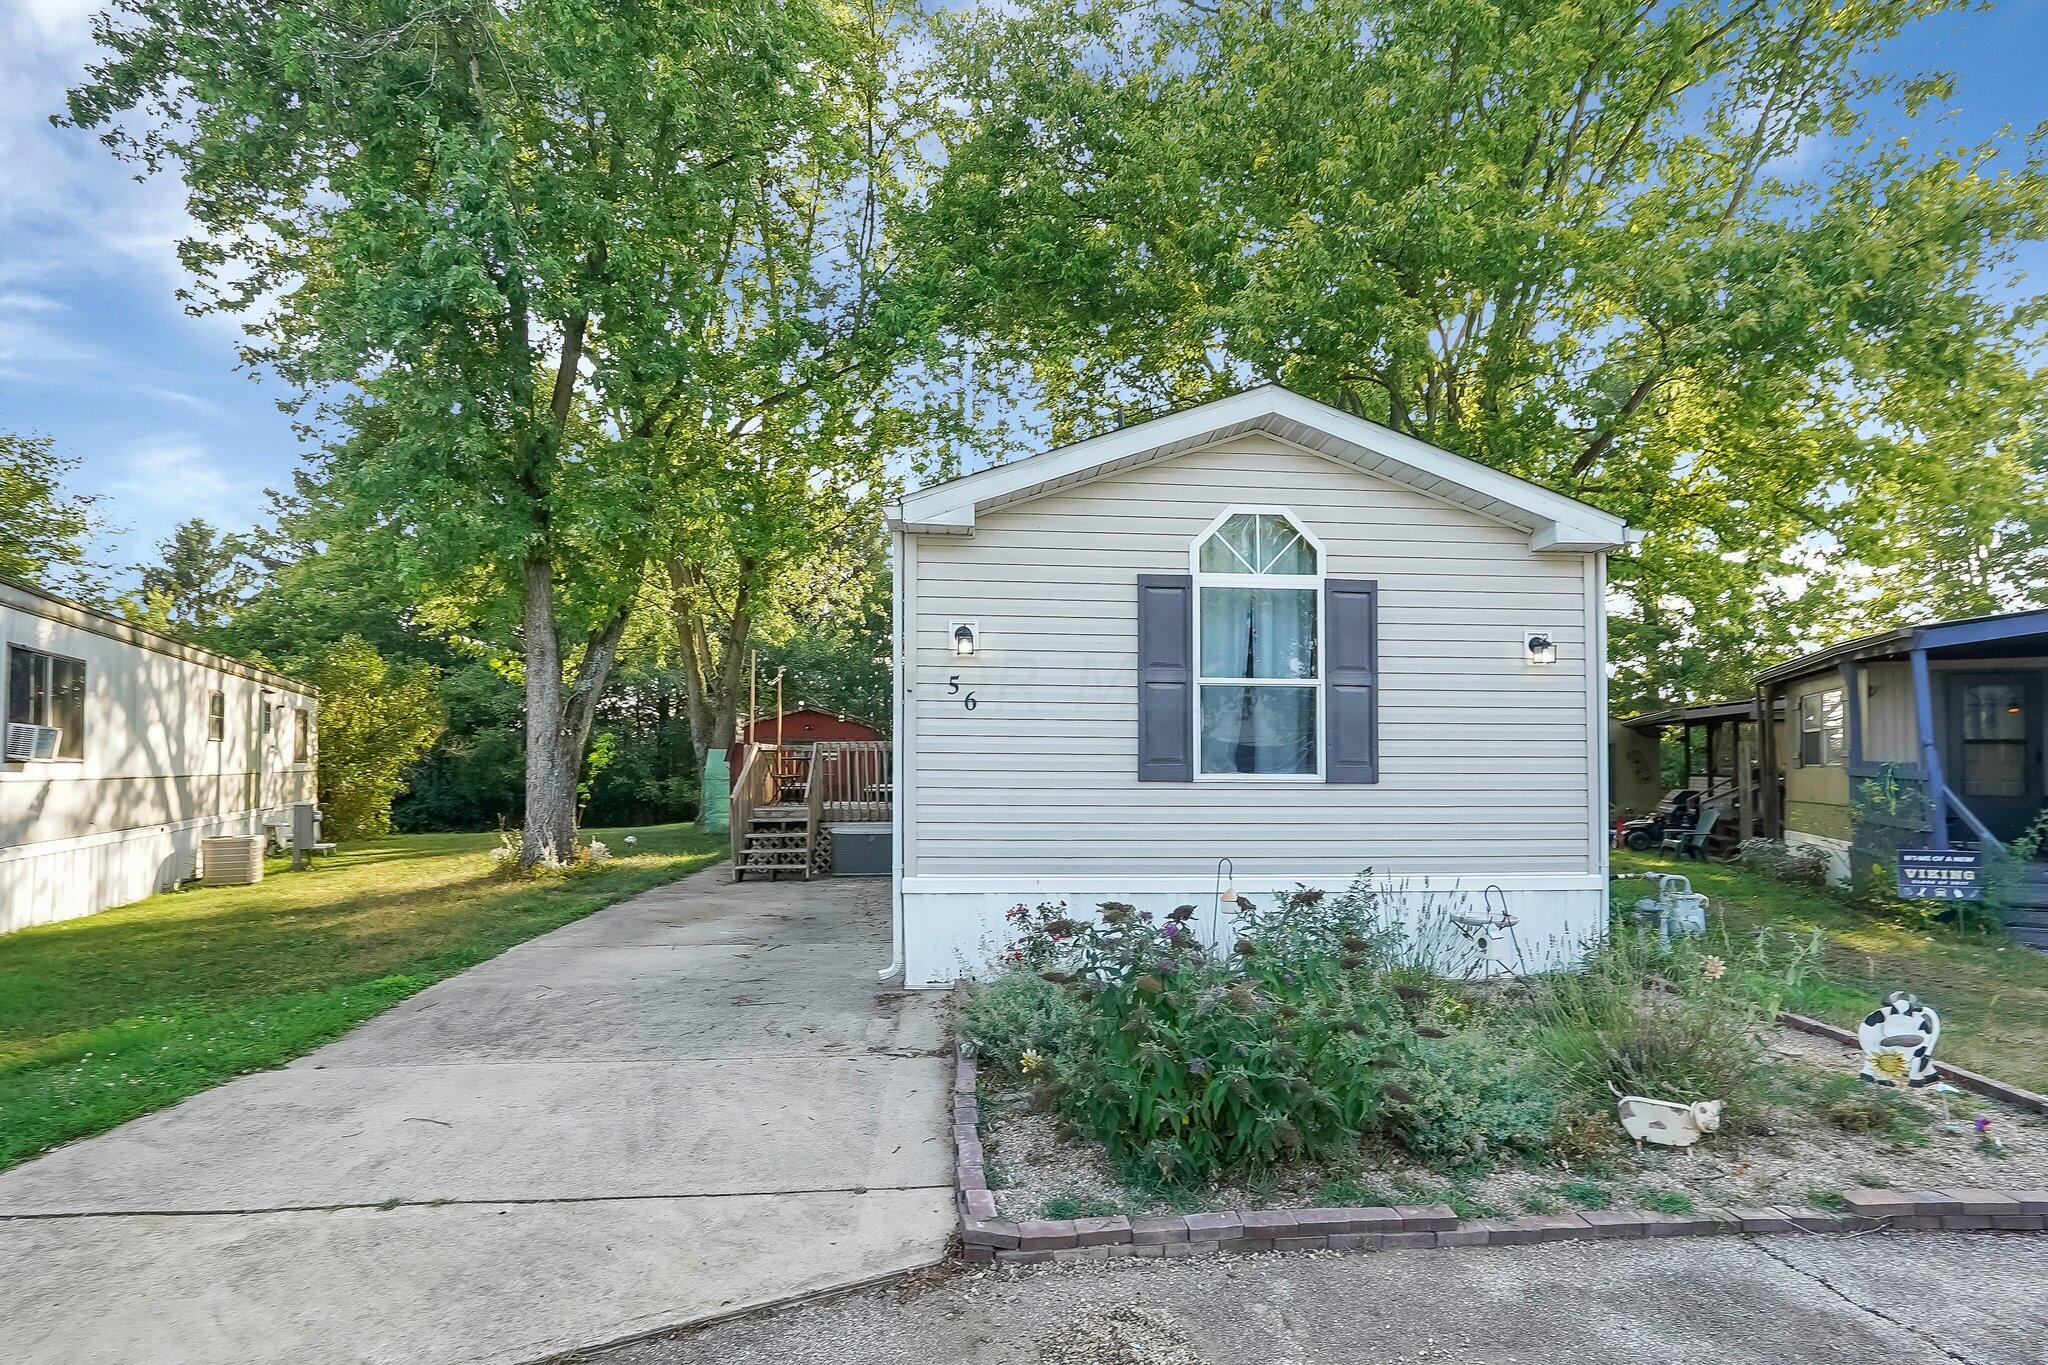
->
[728,708,882,786]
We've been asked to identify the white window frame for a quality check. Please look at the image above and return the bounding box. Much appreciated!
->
[7,643,88,762]
[1189,505,1327,782]
[1799,688,1845,767]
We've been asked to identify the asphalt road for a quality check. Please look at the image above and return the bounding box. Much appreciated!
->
[582,1231,2047,1365]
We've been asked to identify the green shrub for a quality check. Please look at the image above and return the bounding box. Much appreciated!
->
[1522,930,1772,1124]
[1027,884,1428,1175]
[1735,838,1831,888]
[1382,1032,1557,1168]
[961,971,1086,1079]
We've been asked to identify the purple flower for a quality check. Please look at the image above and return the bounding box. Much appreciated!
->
[1188,1057,1211,1077]
[1162,921,1182,938]
[1975,1116,1992,1134]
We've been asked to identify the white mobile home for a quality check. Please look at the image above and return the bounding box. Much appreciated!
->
[1,577,317,933]
[883,387,1634,986]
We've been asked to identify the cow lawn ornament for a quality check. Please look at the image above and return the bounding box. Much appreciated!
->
[1615,1096,1724,1148]
[1858,991,1940,1088]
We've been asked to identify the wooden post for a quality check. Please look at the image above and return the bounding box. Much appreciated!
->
[1737,718,1754,841]
[1757,682,1781,839]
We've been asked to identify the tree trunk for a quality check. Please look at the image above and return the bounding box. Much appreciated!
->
[520,555,578,865]
[669,555,751,830]
[519,554,633,865]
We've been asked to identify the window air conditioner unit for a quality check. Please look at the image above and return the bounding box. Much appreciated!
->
[5,724,61,761]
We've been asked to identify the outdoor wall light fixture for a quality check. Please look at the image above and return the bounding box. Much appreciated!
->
[951,621,979,658]
[1524,632,1558,666]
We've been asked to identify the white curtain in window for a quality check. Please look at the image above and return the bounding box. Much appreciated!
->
[1200,587,1316,679]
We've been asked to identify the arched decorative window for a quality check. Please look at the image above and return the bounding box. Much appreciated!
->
[1190,508,1324,777]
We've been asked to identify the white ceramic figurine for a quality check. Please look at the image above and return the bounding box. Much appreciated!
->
[1616,1096,1724,1148]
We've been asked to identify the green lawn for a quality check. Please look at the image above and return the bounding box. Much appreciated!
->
[0,825,724,1171]
[1614,849,2048,1091]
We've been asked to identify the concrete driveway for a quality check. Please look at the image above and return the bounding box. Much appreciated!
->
[0,868,954,1364]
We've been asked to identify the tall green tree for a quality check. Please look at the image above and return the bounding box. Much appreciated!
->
[648,0,973,814]
[289,635,446,840]
[0,432,104,598]
[130,518,261,635]
[929,0,2048,709]
[67,0,880,863]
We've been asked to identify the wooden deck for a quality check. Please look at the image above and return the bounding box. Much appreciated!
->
[732,742,892,880]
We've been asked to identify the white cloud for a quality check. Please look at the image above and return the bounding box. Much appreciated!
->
[83,434,263,566]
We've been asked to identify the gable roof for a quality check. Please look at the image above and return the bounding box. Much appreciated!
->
[892,385,1636,553]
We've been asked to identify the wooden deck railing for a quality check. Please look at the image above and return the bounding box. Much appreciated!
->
[729,743,780,869]
[810,740,892,822]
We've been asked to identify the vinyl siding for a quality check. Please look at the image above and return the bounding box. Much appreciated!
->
[1859,661,1918,765]
[904,435,1599,877]
[2,590,316,930]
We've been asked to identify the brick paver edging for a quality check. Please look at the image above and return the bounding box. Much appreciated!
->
[950,1049,2048,1265]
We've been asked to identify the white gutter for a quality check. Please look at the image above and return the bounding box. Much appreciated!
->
[879,523,907,983]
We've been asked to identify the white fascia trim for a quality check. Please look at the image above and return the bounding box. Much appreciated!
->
[895,387,1633,553]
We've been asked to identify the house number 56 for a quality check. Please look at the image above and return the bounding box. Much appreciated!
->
[948,675,977,710]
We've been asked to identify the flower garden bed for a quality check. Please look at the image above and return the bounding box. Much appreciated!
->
[951,881,2048,1265]
[952,1046,2048,1264]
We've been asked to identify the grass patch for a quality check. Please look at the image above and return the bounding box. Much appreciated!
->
[0,824,723,1170]
[1806,1188,1851,1213]
[1638,1188,1695,1215]
[1041,1192,1122,1219]
[1614,850,2048,1090]
[1314,1172,1400,1210]
[1559,1179,1613,1210]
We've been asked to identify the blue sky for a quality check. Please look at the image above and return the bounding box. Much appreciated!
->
[2,1,2043,584]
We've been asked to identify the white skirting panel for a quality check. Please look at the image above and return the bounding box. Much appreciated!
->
[899,871,1611,988]
[1784,831,1853,886]
[0,813,263,934]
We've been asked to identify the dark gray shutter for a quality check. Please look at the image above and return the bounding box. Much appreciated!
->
[1136,573,1194,782]
[1325,578,1379,783]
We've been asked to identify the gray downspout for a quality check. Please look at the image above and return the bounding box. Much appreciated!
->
[1910,642,1949,851]
[879,521,907,983]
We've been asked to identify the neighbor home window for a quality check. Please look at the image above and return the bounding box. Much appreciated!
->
[1192,509,1322,776]
[293,707,310,763]
[208,691,225,742]
[1798,688,1845,766]
[6,645,86,760]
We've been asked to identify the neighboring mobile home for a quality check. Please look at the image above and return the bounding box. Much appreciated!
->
[1755,608,2048,889]
[1,576,318,933]
[883,386,1636,986]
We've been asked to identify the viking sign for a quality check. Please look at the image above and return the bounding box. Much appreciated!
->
[1858,991,1940,1088]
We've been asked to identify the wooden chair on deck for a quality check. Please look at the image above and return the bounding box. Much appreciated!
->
[1660,801,1725,860]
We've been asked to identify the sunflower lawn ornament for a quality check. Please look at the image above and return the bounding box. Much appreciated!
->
[1858,991,1940,1088]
